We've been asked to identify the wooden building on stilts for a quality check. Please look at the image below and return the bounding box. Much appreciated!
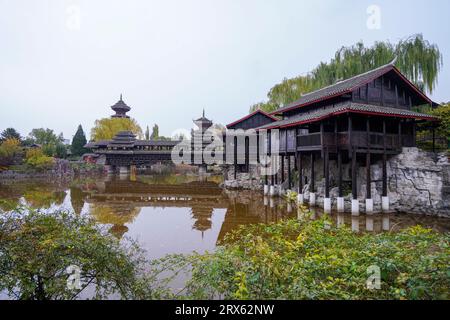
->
[226,60,440,215]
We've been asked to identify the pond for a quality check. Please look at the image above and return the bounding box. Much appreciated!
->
[1,174,449,262]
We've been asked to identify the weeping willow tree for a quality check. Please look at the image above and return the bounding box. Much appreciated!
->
[251,34,443,113]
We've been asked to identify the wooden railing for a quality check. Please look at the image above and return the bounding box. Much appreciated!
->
[296,131,414,150]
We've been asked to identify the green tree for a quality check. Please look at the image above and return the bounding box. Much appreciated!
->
[28,128,61,146]
[145,125,150,140]
[0,208,160,300]
[0,128,22,143]
[0,138,21,166]
[430,103,450,149]
[71,125,88,157]
[25,148,54,171]
[90,118,143,141]
[251,34,443,113]
[55,143,68,159]
[150,124,159,140]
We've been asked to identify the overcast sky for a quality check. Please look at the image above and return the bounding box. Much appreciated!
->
[1,0,449,141]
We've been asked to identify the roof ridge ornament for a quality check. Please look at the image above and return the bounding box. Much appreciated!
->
[390,56,398,66]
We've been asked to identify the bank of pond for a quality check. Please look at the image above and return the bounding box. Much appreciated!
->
[0,175,448,300]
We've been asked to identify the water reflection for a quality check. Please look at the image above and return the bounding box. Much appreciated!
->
[1,175,449,259]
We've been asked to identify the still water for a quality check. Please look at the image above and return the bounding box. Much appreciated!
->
[1,174,449,260]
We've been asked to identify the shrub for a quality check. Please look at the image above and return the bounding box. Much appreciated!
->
[25,148,54,170]
[181,216,449,300]
[0,208,169,300]
[0,138,21,166]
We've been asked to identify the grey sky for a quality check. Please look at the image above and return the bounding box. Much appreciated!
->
[1,0,449,141]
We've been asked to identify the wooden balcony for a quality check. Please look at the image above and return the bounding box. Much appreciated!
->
[296,131,414,153]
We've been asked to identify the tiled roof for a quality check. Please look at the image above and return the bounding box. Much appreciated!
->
[226,109,278,128]
[85,139,180,149]
[273,62,432,115]
[257,102,438,130]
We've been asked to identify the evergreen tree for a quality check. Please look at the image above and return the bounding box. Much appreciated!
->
[145,125,150,140]
[71,125,88,156]
[0,128,21,143]
[150,124,159,140]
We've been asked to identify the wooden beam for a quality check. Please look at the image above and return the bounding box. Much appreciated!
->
[366,83,369,103]
[298,152,303,194]
[325,147,330,198]
[320,122,324,158]
[382,119,387,197]
[348,115,353,158]
[338,150,343,197]
[287,155,291,190]
[395,84,399,107]
[310,153,315,193]
[366,151,371,199]
[352,148,357,200]
[234,136,237,179]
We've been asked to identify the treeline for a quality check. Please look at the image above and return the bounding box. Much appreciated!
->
[250,34,443,113]
[0,125,89,170]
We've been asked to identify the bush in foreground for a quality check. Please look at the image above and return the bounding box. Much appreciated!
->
[181,216,449,300]
[0,208,169,300]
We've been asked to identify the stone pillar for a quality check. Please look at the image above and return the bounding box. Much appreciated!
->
[263,184,269,195]
[351,216,360,233]
[366,198,374,214]
[382,196,390,212]
[337,213,345,228]
[337,197,345,213]
[351,199,360,216]
[287,202,292,213]
[309,193,316,206]
[366,216,374,232]
[382,214,390,231]
[269,185,276,197]
[297,193,304,205]
[199,165,207,176]
[263,196,268,206]
[324,197,331,213]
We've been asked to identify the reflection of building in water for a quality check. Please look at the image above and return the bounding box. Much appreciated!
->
[217,192,295,243]
[190,204,214,238]
[89,203,141,238]
[84,178,228,238]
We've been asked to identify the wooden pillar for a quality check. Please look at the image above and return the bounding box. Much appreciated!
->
[324,148,330,198]
[256,133,259,164]
[382,119,387,197]
[366,152,371,199]
[351,148,357,200]
[245,136,249,172]
[320,122,324,158]
[398,119,402,150]
[366,117,371,199]
[298,152,303,194]
[338,150,343,197]
[310,153,315,192]
[275,156,278,185]
[348,115,353,158]
[287,155,291,190]
[234,136,237,180]
[281,155,285,182]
